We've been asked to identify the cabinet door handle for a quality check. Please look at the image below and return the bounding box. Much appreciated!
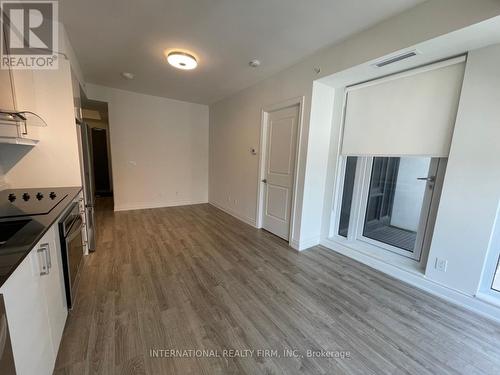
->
[37,246,49,276]
[41,242,52,270]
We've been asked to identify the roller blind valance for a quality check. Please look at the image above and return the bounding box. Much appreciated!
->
[341,57,466,157]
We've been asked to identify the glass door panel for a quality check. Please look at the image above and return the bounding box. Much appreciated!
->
[360,156,436,259]
[338,157,358,238]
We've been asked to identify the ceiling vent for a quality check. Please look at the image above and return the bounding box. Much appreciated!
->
[374,50,419,68]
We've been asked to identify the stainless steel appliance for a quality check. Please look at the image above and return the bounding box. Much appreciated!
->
[59,202,84,309]
[76,120,96,251]
[0,295,16,374]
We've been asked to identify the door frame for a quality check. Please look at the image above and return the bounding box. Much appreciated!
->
[90,126,112,195]
[256,96,305,244]
[476,200,500,306]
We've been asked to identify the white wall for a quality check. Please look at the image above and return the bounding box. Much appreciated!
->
[296,82,335,249]
[209,0,500,249]
[86,84,209,211]
[425,43,500,296]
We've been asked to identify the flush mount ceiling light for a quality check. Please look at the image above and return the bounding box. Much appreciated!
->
[249,59,261,68]
[166,51,198,70]
[121,72,135,80]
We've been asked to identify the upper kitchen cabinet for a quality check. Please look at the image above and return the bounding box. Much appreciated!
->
[0,22,15,112]
[0,24,43,144]
[0,17,35,113]
[0,68,43,144]
[0,64,15,111]
[11,69,36,113]
[0,67,43,144]
[0,67,37,144]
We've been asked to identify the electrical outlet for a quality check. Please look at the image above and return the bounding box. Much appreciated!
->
[435,258,448,272]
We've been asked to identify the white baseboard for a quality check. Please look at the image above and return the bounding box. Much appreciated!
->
[290,236,321,251]
[321,238,500,323]
[114,199,208,212]
[209,200,257,227]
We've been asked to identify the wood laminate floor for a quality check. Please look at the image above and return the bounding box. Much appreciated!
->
[54,198,500,375]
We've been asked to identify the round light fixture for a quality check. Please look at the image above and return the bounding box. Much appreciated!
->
[166,51,198,70]
[249,59,261,68]
[121,72,135,80]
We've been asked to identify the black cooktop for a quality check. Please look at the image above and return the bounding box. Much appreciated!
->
[0,188,68,219]
[0,186,82,288]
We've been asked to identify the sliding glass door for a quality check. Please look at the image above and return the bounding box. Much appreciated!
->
[335,156,443,260]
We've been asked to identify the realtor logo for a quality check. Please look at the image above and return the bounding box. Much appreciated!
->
[1,0,58,69]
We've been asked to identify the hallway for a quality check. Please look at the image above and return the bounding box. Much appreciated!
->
[54,199,500,374]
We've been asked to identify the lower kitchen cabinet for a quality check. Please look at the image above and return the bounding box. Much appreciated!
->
[41,224,68,358]
[0,224,68,375]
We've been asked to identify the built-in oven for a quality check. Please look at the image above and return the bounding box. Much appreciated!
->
[59,202,84,309]
[0,295,16,374]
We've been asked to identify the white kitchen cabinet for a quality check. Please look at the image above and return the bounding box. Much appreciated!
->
[0,66,21,139]
[12,69,40,141]
[0,25,39,142]
[0,65,15,111]
[42,224,68,356]
[0,68,41,143]
[0,224,68,375]
[11,70,36,113]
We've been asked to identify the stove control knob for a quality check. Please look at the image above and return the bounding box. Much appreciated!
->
[49,192,56,199]
[8,193,16,202]
[36,192,44,200]
[22,193,30,201]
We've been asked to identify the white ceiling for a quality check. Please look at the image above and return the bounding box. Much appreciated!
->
[60,0,425,104]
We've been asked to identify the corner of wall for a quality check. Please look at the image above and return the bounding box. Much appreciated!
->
[209,200,257,228]
[290,236,321,251]
[58,23,85,88]
[295,82,335,247]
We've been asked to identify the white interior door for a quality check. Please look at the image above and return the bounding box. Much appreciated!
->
[262,105,299,240]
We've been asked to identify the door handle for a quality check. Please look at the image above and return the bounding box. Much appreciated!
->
[262,179,267,183]
[416,176,435,183]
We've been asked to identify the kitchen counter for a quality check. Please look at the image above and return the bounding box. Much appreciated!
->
[0,186,82,287]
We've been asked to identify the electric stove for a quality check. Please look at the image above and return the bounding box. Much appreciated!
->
[0,188,68,219]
